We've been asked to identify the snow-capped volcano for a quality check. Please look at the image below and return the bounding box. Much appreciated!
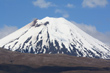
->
[0,17,110,59]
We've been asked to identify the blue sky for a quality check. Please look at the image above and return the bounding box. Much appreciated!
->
[0,0,110,45]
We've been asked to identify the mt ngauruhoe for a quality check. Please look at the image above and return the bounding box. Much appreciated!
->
[0,17,110,59]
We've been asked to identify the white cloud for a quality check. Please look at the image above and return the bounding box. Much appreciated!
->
[32,0,56,8]
[63,14,69,18]
[55,9,62,13]
[55,9,69,18]
[66,3,74,8]
[71,21,110,46]
[82,0,108,8]
[0,25,18,39]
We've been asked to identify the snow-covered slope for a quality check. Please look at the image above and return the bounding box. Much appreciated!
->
[0,17,110,59]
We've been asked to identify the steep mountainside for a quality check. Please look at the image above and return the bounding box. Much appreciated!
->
[0,17,110,59]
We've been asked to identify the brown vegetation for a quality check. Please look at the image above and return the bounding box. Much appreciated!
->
[0,48,110,73]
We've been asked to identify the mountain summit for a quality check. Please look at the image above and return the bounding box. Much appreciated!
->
[0,17,110,59]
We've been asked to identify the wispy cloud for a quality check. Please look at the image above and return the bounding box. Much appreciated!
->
[82,0,108,8]
[0,25,18,39]
[63,14,69,18]
[71,21,110,46]
[32,0,56,8]
[66,3,74,8]
[55,9,62,13]
[55,9,69,18]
